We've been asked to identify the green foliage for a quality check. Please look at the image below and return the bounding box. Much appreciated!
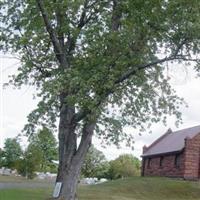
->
[81,145,109,179]
[16,127,58,178]
[16,145,43,179]
[108,154,141,180]
[28,127,58,173]
[0,1,200,147]
[0,149,5,167]
[2,138,23,169]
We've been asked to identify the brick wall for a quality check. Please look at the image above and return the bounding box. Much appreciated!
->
[184,133,200,180]
[142,152,185,178]
[142,133,200,180]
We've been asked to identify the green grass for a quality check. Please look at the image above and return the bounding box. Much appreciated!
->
[79,177,200,200]
[1,177,200,200]
[0,188,51,200]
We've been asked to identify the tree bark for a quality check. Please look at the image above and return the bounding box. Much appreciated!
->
[55,97,95,200]
[57,160,81,200]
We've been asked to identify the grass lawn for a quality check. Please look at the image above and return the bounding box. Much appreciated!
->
[79,177,200,200]
[0,188,51,200]
[1,177,200,200]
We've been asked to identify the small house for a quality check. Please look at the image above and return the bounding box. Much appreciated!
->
[141,125,200,180]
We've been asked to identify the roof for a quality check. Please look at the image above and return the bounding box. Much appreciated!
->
[142,125,200,157]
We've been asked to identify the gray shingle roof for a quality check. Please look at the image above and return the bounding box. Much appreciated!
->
[142,125,200,157]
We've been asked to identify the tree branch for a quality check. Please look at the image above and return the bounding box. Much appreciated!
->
[36,0,63,62]
[116,39,189,84]
[77,0,89,29]
[74,18,192,123]
[56,9,64,47]
[23,44,53,78]
[74,50,194,123]
[111,0,122,31]
[66,0,99,53]
[75,121,95,159]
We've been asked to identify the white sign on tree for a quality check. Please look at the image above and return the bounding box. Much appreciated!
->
[53,182,62,198]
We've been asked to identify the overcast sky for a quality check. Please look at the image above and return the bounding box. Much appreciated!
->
[1,54,200,160]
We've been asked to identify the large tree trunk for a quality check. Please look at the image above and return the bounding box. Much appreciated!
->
[57,158,81,200]
[55,96,95,200]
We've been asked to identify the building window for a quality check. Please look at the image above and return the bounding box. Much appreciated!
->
[147,158,151,168]
[160,156,164,167]
[174,154,181,168]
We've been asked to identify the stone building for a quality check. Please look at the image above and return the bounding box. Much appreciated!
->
[141,125,200,180]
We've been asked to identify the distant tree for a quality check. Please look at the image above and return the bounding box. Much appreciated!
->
[3,138,23,169]
[16,143,43,179]
[81,145,109,179]
[16,127,58,177]
[109,154,141,180]
[0,149,5,167]
[29,127,58,172]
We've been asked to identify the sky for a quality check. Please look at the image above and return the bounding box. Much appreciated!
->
[1,54,200,160]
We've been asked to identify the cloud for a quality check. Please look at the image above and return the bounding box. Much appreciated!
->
[0,56,37,147]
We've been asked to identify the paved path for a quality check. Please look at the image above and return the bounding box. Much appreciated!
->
[0,182,54,189]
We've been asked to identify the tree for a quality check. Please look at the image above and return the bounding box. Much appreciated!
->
[29,127,58,172]
[16,143,43,179]
[16,127,57,177]
[1,1,200,199]
[0,149,5,167]
[109,154,141,179]
[3,138,23,169]
[81,145,109,178]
